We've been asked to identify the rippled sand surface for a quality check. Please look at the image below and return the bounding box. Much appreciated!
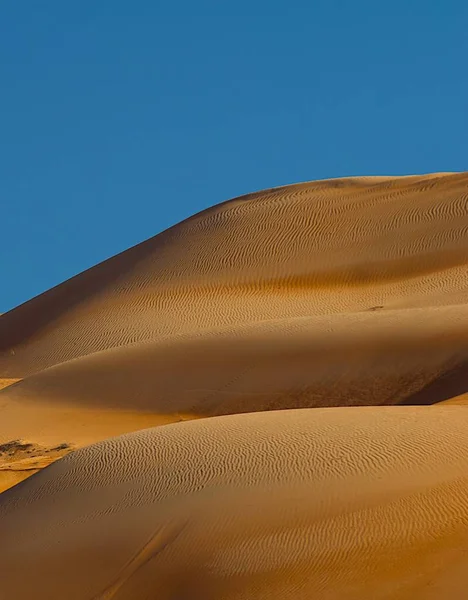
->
[1,172,468,598]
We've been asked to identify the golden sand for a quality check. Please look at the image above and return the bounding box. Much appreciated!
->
[2,408,468,599]
[1,172,468,597]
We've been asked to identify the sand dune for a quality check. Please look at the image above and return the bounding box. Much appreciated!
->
[1,173,468,596]
[1,173,468,379]
[2,407,468,600]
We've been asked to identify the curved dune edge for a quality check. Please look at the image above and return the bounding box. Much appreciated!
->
[1,302,467,492]
[4,303,468,414]
[2,407,468,600]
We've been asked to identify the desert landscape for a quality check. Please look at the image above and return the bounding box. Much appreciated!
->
[1,172,468,598]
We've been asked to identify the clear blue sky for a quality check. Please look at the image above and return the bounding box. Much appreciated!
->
[1,1,467,312]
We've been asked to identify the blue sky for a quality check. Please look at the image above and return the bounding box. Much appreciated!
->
[1,1,467,312]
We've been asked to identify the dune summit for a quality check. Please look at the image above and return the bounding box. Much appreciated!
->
[1,172,468,597]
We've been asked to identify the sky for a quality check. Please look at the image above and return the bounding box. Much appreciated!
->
[1,1,467,312]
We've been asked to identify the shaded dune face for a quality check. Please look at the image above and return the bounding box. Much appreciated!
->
[3,303,468,417]
[2,408,468,600]
[1,172,468,379]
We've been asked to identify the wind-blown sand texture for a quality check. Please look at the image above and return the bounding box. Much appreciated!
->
[1,172,468,597]
[2,408,468,600]
[2,173,468,379]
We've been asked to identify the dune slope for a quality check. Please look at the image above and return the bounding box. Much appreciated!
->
[2,172,468,597]
[1,303,467,439]
[2,407,468,600]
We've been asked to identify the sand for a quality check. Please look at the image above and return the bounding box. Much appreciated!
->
[1,302,467,486]
[1,172,468,596]
[2,407,468,599]
[2,173,468,379]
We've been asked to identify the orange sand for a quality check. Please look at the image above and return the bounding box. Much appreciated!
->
[1,172,468,597]
[2,408,468,599]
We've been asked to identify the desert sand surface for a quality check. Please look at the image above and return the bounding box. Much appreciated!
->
[2,408,468,600]
[0,438,73,492]
[0,394,180,492]
[1,172,468,596]
[0,302,467,476]
[1,172,468,379]
[0,174,467,453]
